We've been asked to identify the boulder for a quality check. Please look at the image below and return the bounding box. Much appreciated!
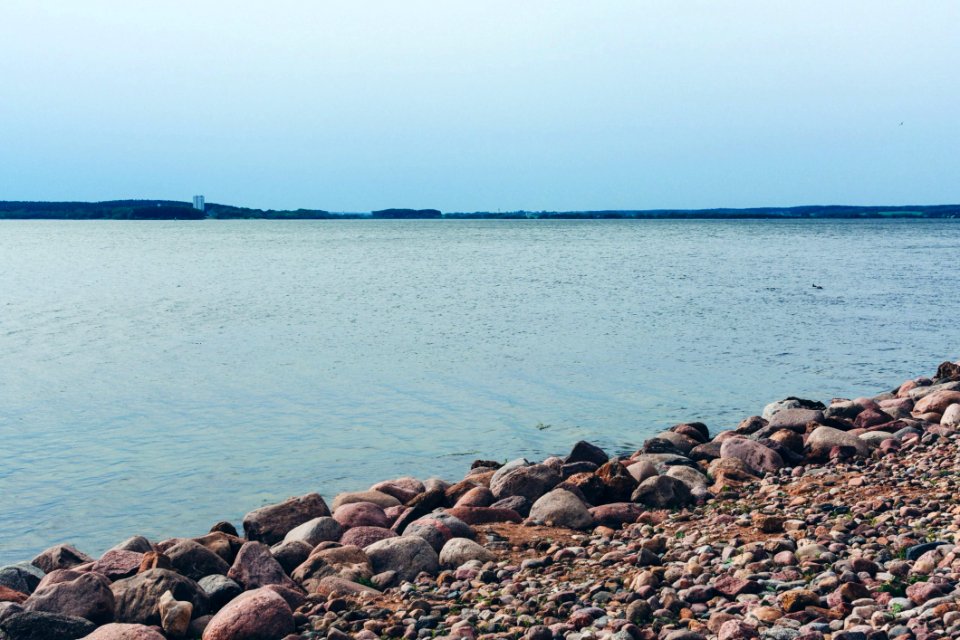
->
[227,542,297,591]
[111,569,208,625]
[626,460,658,483]
[31,545,93,574]
[596,460,639,503]
[201,588,294,640]
[403,513,474,552]
[110,537,154,554]
[762,397,824,421]
[670,422,709,442]
[269,540,313,575]
[735,416,768,434]
[309,576,380,597]
[444,507,523,525]
[91,550,144,581]
[158,590,192,637]
[767,408,824,431]
[0,610,95,639]
[652,430,699,454]
[197,575,242,612]
[854,407,894,429]
[83,623,167,639]
[282,516,343,547]
[454,486,494,508]
[631,475,693,508]
[0,564,44,595]
[333,502,390,529]
[806,426,870,459]
[942,403,960,428]
[0,586,27,604]
[391,488,446,534]
[340,526,398,548]
[914,390,960,414]
[370,477,425,504]
[565,440,609,466]
[365,536,440,582]
[719,438,784,475]
[165,540,230,582]
[24,571,114,624]
[588,503,645,528]
[489,463,561,502]
[560,472,606,505]
[489,496,530,516]
[665,465,710,498]
[438,538,495,567]
[289,554,336,593]
[330,490,400,511]
[241,493,330,544]
[307,545,371,581]
[528,489,593,529]
[190,532,244,565]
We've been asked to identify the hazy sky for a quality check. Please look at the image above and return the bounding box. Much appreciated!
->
[1,1,957,211]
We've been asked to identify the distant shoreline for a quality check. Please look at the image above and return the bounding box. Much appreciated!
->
[1,201,959,220]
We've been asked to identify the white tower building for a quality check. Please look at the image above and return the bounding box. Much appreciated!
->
[193,195,205,212]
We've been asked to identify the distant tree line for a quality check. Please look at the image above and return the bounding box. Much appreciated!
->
[1,201,958,220]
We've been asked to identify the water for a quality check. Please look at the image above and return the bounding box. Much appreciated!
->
[1,219,957,564]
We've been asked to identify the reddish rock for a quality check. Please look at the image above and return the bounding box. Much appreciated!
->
[137,551,172,574]
[454,486,494,508]
[906,580,949,605]
[31,544,94,574]
[340,526,398,548]
[444,507,522,525]
[560,472,607,505]
[714,576,761,597]
[489,464,561,502]
[596,460,639,503]
[0,586,27,604]
[242,493,331,544]
[631,475,692,508]
[854,407,894,429]
[719,438,784,475]
[201,588,294,640]
[914,390,960,415]
[25,571,115,624]
[444,480,480,505]
[91,550,144,581]
[84,623,167,639]
[333,502,390,529]
[565,440,609,466]
[370,477,424,504]
[589,503,645,528]
[227,542,298,591]
[165,540,231,581]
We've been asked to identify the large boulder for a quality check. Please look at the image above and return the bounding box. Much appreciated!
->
[333,502,390,529]
[767,408,824,431]
[806,426,870,459]
[914,390,960,415]
[762,397,825,421]
[589,503,645,528]
[719,438,784,475]
[201,588,294,640]
[565,441,609,466]
[83,623,167,639]
[24,571,114,624]
[340,526,397,548]
[197,575,242,612]
[528,489,593,529]
[242,493,330,544]
[282,516,343,547]
[227,542,298,591]
[665,465,710,499]
[439,538,495,568]
[443,507,522,525]
[942,403,960,428]
[403,513,473,552]
[290,554,336,593]
[365,536,439,582]
[111,569,208,625]
[269,540,313,575]
[370,477,425,504]
[0,564,44,595]
[91,550,144,581]
[0,610,95,639]
[489,463,561,502]
[31,545,93,574]
[596,460,639,503]
[165,540,230,581]
[631,475,693,508]
[330,490,400,511]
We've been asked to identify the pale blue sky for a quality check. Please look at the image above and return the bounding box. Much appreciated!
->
[1,1,957,211]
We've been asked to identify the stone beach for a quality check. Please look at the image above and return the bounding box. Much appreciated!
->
[3,361,960,640]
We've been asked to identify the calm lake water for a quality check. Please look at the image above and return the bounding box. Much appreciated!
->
[1,219,958,563]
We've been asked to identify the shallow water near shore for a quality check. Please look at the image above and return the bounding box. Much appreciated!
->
[1,218,958,564]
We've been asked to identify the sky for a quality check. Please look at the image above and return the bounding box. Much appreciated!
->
[1,1,958,212]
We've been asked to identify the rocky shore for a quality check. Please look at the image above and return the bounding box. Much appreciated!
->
[3,362,960,640]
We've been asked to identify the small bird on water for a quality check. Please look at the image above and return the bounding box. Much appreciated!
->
[812,284,824,290]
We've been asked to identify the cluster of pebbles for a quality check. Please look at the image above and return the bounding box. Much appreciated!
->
[2,361,960,640]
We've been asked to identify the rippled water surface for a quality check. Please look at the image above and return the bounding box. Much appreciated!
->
[1,219,958,563]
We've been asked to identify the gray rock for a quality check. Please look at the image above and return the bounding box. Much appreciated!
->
[365,536,440,582]
[165,539,231,581]
[490,463,561,502]
[282,517,343,547]
[111,569,208,625]
[807,426,870,458]
[197,575,242,612]
[227,541,297,590]
[631,475,693,508]
[23,571,114,624]
[0,610,96,640]
[528,489,593,529]
[0,564,44,595]
[242,493,331,544]
[438,538,495,568]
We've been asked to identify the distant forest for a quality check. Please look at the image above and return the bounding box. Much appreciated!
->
[1,201,959,220]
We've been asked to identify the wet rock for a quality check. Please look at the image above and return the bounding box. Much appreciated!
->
[529,489,593,529]
[365,536,439,582]
[24,571,114,624]
[439,538,495,567]
[165,540,231,581]
[201,588,294,640]
[111,569,208,625]
[340,525,398,548]
[0,610,96,639]
[489,463,561,502]
[227,542,298,590]
[31,545,93,574]
[242,493,331,544]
